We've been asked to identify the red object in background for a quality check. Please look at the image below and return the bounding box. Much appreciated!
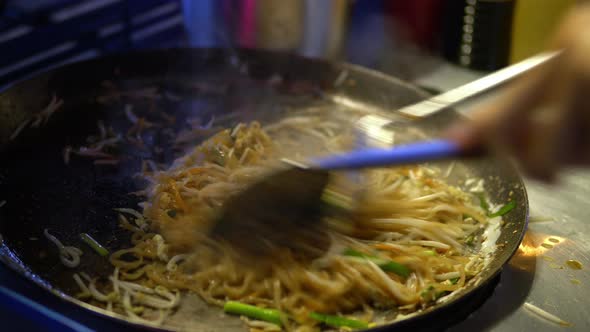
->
[235,0,256,48]
[386,0,444,49]
[220,0,257,48]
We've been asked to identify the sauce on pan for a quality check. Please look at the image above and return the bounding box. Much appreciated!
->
[565,259,583,270]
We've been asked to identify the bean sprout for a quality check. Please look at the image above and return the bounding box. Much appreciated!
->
[44,229,82,268]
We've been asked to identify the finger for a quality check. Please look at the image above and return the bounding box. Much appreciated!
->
[514,51,576,180]
[445,57,559,153]
[447,2,590,152]
[517,107,561,182]
[549,3,590,50]
[557,61,590,166]
[519,50,590,179]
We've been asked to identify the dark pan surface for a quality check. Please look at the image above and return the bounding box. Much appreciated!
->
[0,48,528,331]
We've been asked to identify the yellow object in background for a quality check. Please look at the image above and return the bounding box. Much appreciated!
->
[510,0,576,63]
[255,0,304,51]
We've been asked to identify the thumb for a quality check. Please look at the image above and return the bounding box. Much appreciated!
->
[444,118,486,151]
[444,58,557,154]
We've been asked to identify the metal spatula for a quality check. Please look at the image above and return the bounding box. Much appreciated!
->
[211,52,557,255]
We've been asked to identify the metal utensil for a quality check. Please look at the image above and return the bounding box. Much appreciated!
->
[213,51,557,253]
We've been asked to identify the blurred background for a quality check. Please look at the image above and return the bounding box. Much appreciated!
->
[0,0,577,90]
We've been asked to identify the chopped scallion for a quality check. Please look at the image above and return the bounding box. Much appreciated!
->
[343,249,411,278]
[342,248,369,258]
[420,285,450,302]
[378,261,411,277]
[309,312,369,329]
[489,200,516,218]
[477,193,489,213]
[423,250,437,256]
[79,233,109,256]
[223,301,284,326]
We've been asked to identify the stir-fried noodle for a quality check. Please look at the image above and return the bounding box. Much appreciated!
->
[77,109,498,331]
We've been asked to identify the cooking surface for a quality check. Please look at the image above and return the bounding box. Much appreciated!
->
[450,172,590,331]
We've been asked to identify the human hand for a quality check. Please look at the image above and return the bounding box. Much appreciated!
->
[446,4,590,181]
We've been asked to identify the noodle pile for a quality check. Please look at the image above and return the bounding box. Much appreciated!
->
[77,109,497,331]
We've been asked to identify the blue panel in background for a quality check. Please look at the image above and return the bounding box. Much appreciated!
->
[0,267,138,332]
[0,0,186,87]
[345,0,387,68]
[181,0,224,47]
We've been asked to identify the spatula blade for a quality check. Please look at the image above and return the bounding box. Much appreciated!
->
[211,167,331,256]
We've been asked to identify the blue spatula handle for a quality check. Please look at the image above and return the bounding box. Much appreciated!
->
[314,139,461,170]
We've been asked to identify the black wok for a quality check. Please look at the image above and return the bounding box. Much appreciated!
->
[0,48,528,331]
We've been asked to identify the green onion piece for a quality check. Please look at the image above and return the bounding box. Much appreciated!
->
[450,277,460,285]
[223,301,283,326]
[309,312,369,329]
[342,248,366,258]
[464,235,475,246]
[489,201,516,218]
[342,249,411,278]
[477,193,489,213]
[423,250,437,256]
[79,233,109,256]
[420,286,435,301]
[420,286,450,301]
[377,261,411,278]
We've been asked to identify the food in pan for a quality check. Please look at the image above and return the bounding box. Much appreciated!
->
[72,108,513,331]
[9,95,64,140]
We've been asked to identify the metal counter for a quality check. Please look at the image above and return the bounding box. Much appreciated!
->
[411,63,590,332]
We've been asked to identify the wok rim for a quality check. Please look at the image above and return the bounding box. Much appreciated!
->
[0,47,529,331]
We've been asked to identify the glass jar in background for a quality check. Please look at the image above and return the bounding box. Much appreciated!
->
[441,0,576,71]
[442,0,516,71]
[253,0,304,51]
